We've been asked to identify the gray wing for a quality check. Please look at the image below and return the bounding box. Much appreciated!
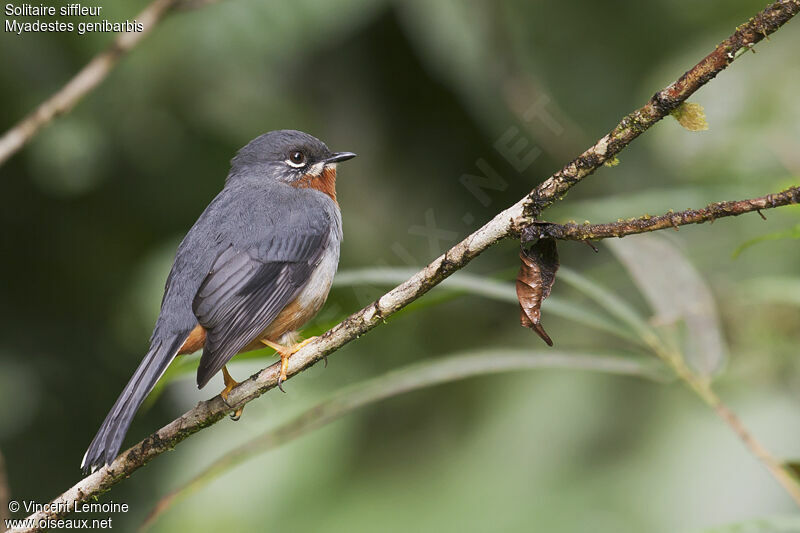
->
[193,230,328,388]
[184,180,341,389]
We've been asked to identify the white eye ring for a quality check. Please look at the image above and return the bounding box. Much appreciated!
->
[286,151,306,168]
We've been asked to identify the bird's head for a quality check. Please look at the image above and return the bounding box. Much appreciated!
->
[228,130,356,194]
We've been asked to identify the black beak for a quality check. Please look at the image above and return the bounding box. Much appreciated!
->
[325,152,357,163]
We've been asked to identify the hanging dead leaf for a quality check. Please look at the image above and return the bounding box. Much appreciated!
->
[516,238,559,346]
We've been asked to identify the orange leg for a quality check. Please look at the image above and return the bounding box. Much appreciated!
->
[260,337,318,392]
[220,366,244,420]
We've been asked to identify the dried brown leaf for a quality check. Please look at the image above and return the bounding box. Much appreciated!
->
[516,238,559,346]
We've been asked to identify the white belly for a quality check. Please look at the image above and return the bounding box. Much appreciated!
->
[295,244,339,317]
[244,237,340,350]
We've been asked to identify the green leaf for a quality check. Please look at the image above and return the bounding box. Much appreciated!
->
[152,267,655,397]
[741,277,800,308]
[732,224,800,259]
[335,267,644,344]
[691,514,800,533]
[141,349,666,530]
[557,266,655,344]
[607,234,727,377]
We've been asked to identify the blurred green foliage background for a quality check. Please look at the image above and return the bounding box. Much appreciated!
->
[1,0,799,531]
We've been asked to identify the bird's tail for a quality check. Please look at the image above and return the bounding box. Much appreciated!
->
[81,334,187,473]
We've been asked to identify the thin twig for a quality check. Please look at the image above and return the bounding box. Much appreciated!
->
[634,323,800,507]
[14,2,799,530]
[711,395,800,504]
[140,350,666,531]
[524,186,800,242]
[0,448,9,529]
[0,0,223,167]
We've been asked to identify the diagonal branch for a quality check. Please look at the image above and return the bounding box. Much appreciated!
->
[525,186,800,242]
[0,0,223,167]
[14,1,799,530]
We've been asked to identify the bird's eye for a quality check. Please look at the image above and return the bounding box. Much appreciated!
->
[287,151,306,167]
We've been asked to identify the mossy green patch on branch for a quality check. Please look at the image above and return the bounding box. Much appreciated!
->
[670,102,709,131]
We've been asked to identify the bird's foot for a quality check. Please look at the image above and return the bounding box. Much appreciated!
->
[220,366,244,421]
[260,336,319,392]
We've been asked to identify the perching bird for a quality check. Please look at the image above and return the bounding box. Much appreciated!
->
[82,130,356,472]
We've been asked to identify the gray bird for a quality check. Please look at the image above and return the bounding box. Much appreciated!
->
[82,130,356,472]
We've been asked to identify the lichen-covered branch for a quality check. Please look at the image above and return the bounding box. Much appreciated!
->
[0,0,222,167]
[12,2,799,531]
[524,186,800,242]
[521,0,800,220]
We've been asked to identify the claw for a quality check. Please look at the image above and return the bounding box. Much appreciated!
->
[261,336,318,393]
[220,366,244,420]
[277,348,290,392]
